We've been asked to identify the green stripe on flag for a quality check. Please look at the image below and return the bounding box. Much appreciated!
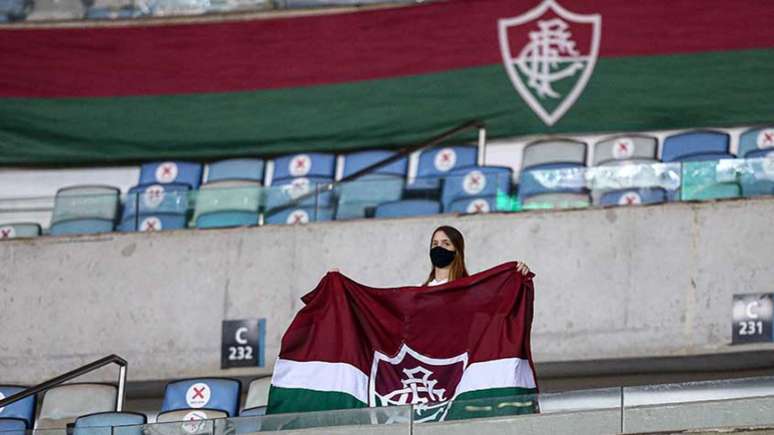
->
[267,386,367,415]
[446,387,539,421]
[1,49,772,165]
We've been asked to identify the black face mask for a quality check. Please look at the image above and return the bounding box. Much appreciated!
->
[430,246,456,268]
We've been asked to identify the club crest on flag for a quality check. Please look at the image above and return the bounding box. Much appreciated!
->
[498,0,601,126]
[369,344,467,423]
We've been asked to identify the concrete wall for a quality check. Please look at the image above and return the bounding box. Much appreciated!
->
[2,197,774,384]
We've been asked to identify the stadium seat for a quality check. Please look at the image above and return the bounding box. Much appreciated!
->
[599,188,668,206]
[681,160,742,201]
[407,146,478,192]
[264,207,334,225]
[240,378,270,417]
[522,138,586,169]
[84,5,144,19]
[120,183,190,232]
[661,131,733,162]
[446,196,497,214]
[593,135,658,166]
[0,385,36,428]
[155,409,227,423]
[335,150,407,220]
[522,193,591,210]
[206,159,265,183]
[264,177,334,211]
[0,223,41,239]
[138,161,203,189]
[519,139,588,203]
[36,383,118,429]
[193,181,261,228]
[738,127,774,197]
[74,412,146,435]
[49,186,120,236]
[440,166,512,211]
[374,199,441,218]
[271,153,336,181]
[0,418,26,433]
[160,378,241,417]
[0,0,32,21]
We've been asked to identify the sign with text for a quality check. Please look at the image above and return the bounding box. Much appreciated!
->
[221,319,265,368]
[732,293,773,344]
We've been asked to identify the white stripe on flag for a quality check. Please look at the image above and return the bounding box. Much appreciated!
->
[455,357,536,397]
[272,358,369,404]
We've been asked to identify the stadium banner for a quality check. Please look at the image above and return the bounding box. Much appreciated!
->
[1,0,773,164]
[266,262,538,422]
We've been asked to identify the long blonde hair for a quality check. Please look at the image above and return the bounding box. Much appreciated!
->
[423,225,469,286]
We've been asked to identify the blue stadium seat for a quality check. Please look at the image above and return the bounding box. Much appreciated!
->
[206,159,265,183]
[49,186,120,236]
[0,223,41,239]
[271,153,336,181]
[0,386,36,428]
[74,412,146,435]
[374,199,441,218]
[118,214,188,232]
[264,207,334,225]
[518,163,587,202]
[138,162,203,189]
[0,418,26,433]
[161,378,241,417]
[440,166,512,211]
[738,127,774,198]
[599,188,667,206]
[446,196,497,214]
[408,146,478,191]
[335,150,407,220]
[265,177,334,210]
[661,131,732,162]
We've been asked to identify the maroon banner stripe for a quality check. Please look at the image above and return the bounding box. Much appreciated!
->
[1,0,773,97]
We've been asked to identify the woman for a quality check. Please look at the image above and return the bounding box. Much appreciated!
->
[424,225,530,286]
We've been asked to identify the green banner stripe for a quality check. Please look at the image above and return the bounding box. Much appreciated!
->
[446,387,539,421]
[266,386,367,415]
[1,49,772,165]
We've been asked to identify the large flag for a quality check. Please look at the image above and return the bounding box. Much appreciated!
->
[267,262,538,422]
[1,0,773,165]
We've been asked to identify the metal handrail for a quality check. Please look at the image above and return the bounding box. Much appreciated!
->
[263,119,487,218]
[0,354,128,411]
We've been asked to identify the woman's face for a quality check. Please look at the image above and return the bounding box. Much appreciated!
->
[431,230,455,252]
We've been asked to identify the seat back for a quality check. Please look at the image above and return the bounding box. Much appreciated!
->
[49,219,115,236]
[440,166,512,210]
[155,409,227,423]
[138,161,203,189]
[522,139,586,169]
[193,181,261,225]
[206,159,264,183]
[416,146,478,179]
[446,196,497,214]
[0,418,27,432]
[598,188,667,206]
[37,384,117,429]
[341,150,407,178]
[374,199,441,218]
[271,153,336,182]
[0,223,41,239]
[161,379,240,417]
[119,213,188,232]
[335,175,405,220]
[51,185,120,224]
[122,183,190,219]
[662,131,731,162]
[593,135,658,166]
[74,412,146,435]
[264,177,333,210]
[0,386,36,428]
[242,378,271,414]
[738,127,774,158]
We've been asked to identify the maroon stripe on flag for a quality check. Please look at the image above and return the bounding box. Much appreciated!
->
[0,0,773,97]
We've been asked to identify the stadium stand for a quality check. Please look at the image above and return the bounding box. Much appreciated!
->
[518,139,590,209]
[406,146,478,193]
[662,131,740,201]
[193,181,262,229]
[138,162,203,190]
[265,153,336,216]
[440,166,512,213]
[335,150,407,220]
[591,135,666,207]
[119,183,190,232]
[35,384,118,429]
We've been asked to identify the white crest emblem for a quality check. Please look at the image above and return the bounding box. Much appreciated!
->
[142,184,166,209]
[155,162,179,183]
[286,209,310,225]
[466,198,491,213]
[462,170,487,195]
[758,129,774,149]
[498,0,601,126]
[289,154,312,177]
[434,148,457,172]
[612,138,635,160]
[0,226,15,239]
[185,383,211,408]
[618,192,642,206]
[139,217,162,232]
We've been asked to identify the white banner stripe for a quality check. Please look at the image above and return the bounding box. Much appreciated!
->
[455,357,536,397]
[271,358,369,404]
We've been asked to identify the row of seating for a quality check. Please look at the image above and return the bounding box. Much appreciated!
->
[1,127,773,239]
[0,377,271,431]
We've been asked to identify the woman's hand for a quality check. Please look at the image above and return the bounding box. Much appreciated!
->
[515,261,531,276]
